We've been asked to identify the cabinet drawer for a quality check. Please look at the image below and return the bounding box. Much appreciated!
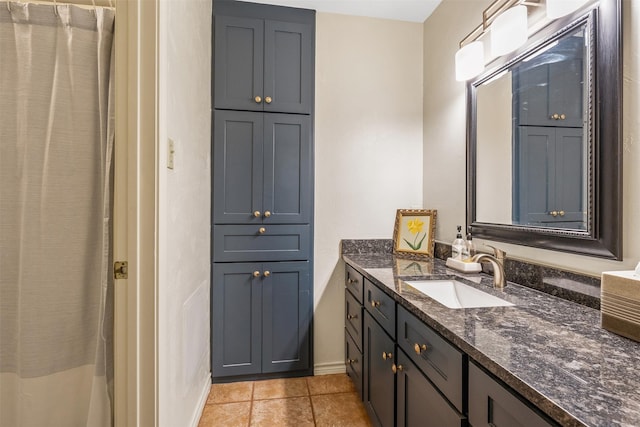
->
[365,278,396,339]
[345,289,363,351]
[397,350,466,427]
[345,263,364,303]
[345,329,363,401]
[398,306,464,413]
[469,362,556,427]
[213,224,310,262]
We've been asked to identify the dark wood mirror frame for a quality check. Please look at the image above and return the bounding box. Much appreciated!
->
[466,0,622,260]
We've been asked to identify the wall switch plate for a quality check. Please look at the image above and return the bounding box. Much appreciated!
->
[167,138,175,170]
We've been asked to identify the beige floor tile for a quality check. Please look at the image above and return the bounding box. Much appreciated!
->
[250,397,314,427]
[207,381,254,404]
[311,392,372,427]
[253,377,309,400]
[198,401,251,427]
[306,374,356,395]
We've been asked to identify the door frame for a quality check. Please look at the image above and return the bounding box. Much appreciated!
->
[114,0,159,425]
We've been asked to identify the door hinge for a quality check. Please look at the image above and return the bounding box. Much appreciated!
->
[114,261,128,279]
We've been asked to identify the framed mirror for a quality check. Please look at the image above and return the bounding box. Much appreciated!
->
[466,0,622,260]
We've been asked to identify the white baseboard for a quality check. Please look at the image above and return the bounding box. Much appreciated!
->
[189,373,212,427]
[314,361,347,376]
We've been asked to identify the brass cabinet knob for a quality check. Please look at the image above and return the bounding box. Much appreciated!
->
[560,113,566,120]
[414,343,427,355]
[347,278,358,285]
[253,271,261,278]
[559,210,565,217]
[550,211,558,217]
[381,351,392,361]
[392,363,403,374]
[551,113,560,120]
[253,210,261,218]
[254,96,262,103]
[259,227,266,234]
[264,210,271,218]
[263,271,271,277]
[346,358,357,365]
[265,96,272,104]
[371,300,381,308]
[347,313,358,320]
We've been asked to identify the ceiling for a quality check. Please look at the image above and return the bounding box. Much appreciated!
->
[236,0,443,23]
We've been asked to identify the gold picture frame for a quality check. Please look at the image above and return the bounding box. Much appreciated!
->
[392,209,437,259]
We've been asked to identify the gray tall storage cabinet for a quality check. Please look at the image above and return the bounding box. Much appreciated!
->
[211,0,315,381]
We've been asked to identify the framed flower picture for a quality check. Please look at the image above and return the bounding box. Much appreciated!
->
[392,209,437,259]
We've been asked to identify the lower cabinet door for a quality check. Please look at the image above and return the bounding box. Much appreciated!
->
[468,362,556,427]
[212,261,311,379]
[364,311,395,427]
[396,350,466,427]
[261,261,311,373]
[212,263,263,378]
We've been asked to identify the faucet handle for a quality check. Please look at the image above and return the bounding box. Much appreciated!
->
[485,245,506,261]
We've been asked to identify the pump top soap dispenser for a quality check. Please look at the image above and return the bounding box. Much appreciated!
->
[452,225,467,260]
[465,226,476,260]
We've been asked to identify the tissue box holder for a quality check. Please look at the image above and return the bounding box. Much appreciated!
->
[601,271,640,343]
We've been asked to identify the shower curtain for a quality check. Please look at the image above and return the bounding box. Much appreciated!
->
[0,2,115,426]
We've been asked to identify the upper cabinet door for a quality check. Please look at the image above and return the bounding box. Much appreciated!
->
[263,114,312,224]
[213,110,263,224]
[263,21,313,114]
[214,16,264,111]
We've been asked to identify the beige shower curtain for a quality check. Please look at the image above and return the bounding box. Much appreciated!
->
[0,2,115,426]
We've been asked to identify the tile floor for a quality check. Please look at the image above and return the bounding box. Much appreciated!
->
[198,374,372,427]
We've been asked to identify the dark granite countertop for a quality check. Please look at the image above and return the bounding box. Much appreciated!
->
[342,252,640,427]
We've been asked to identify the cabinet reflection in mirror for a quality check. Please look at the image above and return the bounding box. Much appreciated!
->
[467,0,622,259]
[476,24,588,231]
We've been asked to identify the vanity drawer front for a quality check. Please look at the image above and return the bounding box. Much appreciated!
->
[345,289,363,351]
[345,329,363,400]
[469,362,556,427]
[364,278,396,339]
[345,263,364,303]
[213,224,310,262]
[398,306,464,413]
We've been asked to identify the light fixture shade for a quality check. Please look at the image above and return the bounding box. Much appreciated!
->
[491,5,528,57]
[546,0,590,19]
[455,41,484,82]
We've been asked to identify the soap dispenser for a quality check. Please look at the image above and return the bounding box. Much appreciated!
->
[465,226,476,261]
[452,225,467,260]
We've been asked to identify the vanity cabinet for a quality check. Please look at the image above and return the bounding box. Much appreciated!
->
[214,12,313,114]
[212,0,315,381]
[468,362,556,427]
[212,261,311,378]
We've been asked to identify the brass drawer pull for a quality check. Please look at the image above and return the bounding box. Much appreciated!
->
[414,343,427,355]
[381,351,393,361]
[347,314,358,320]
[258,227,266,234]
[371,300,381,308]
[346,358,357,365]
[392,363,403,374]
[347,278,358,284]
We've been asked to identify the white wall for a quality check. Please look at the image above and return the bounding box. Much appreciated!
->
[158,0,212,425]
[423,0,640,276]
[314,12,423,372]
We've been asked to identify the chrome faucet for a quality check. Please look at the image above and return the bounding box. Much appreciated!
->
[471,245,507,289]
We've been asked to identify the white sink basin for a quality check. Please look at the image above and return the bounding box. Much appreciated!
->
[404,280,514,309]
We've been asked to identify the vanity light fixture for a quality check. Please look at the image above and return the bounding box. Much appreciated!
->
[546,0,590,19]
[490,5,528,56]
[455,41,484,82]
[455,0,542,81]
